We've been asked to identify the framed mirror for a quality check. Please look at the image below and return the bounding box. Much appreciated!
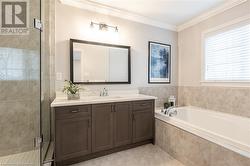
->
[70,39,131,84]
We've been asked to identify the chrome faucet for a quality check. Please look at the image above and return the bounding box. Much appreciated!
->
[100,88,109,96]
[168,107,177,117]
[162,106,177,117]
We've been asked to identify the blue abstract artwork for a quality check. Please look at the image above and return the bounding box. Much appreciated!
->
[149,42,171,83]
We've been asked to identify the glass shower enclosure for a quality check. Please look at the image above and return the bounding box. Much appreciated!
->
[0,0,49,165]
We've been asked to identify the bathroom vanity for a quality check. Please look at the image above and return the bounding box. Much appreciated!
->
[51,94,156,165]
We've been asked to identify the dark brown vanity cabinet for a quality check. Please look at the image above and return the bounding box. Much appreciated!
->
[55,105,92,162]
[113,102,132,147]
[92,102,133,152]
[132,111,153,143]
[54,100,154,165]
[132,100,154,143]
[92,104,113,152]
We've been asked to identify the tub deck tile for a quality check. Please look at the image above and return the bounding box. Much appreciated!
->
[155,119,250,166]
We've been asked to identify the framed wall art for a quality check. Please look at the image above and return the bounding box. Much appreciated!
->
[148,41,171,84]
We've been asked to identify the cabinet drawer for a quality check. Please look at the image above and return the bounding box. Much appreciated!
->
[132,100,153,111]
[55,105,91,120]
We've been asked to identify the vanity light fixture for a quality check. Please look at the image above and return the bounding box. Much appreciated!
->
[90,21,118,32]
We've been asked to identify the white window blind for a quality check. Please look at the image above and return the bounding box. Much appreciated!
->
[204,23,250,81]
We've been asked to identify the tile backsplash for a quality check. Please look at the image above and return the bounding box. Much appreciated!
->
[178,86,250,118]
[139,86,178,107]
[55,83,249,118]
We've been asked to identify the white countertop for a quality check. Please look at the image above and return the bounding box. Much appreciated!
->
[51,94,157,107]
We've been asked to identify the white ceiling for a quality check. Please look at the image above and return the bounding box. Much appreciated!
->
[60,0,247,31]
[89,0,227,26]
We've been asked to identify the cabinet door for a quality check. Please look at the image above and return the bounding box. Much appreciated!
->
[55,117,91,161]
[132,110,153,143]
[92,104,113,152]
[113,102,132,147]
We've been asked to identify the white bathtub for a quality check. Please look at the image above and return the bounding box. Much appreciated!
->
[155,106,250,158]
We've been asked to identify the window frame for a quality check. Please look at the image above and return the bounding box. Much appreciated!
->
[201,15,250,86]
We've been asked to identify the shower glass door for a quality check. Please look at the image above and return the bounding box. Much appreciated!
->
[0,0,41,165]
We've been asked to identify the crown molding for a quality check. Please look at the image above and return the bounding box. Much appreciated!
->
[59,0,177,31]
[59,0,248,33]
[177,0,248,32]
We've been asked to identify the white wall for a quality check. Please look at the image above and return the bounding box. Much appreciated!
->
[178,0,250,87]
[55,0,178,90]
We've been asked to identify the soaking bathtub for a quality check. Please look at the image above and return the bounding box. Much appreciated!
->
[155,106,250,158]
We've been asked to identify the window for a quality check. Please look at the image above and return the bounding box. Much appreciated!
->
[204,22,250,82]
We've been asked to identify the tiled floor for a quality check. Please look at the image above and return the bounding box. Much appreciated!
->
[72,144,184,166]
[0,150,39,166]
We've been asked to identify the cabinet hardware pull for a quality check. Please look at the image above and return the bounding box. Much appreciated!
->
[113,105,116,112]
[71,110,78,113]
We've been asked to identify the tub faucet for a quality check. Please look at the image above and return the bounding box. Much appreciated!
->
[164,106,177,117]
[168,108,177,117]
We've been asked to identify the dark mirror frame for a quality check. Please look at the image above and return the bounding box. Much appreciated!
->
[70,39,131,84]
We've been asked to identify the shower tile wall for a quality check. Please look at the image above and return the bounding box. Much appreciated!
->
[0,80,40,156]
[41,0,56,160]
[178,86,250,118]
[0,0,41,157]
[49,0,56,100]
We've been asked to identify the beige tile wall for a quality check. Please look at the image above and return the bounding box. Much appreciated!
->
[0,0,55,157]
[0,81,40,156]
[41,0,56,145]
[0,0,41,157]
[139,86,178,107]
[155,119,250,166]
[178,86,250,118]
